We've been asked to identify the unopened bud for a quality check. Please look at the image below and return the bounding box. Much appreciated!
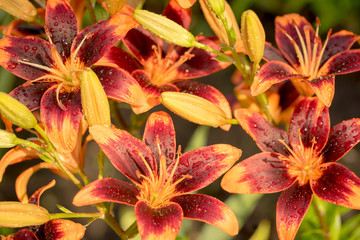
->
[0,130,17,148]
[0,92,37,129]
[134,9,196,47]
[160,92,228,127]
[0,201,50,227]
[241,10,265,64]
[81,68,111,127]
[206,0,225,17]
[105,0,126,16]
[0,0,37,22]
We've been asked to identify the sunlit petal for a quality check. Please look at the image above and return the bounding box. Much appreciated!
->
[307,75,335,107]
[44,219,85,240]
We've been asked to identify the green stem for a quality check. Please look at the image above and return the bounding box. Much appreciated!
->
[125,220,138,238]
[97,149,105,180]
[193,41,233,62]
[50,212,102,220]
[110,100,129,131]
[219,13,236,47]
[98,205,127,240]
[312,197,331,240]
[78,169,90,185]
[14,138,51,160]
[226,119,239,125]
[84,0,97,24]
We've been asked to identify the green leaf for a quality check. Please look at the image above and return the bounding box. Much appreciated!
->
[184,125,210,152]
[249,219,271,240]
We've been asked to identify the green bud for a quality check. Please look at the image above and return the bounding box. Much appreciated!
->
[133,9,196,47]
[241,10,265,64]
[80,68,111,127]
[0,202,50,228]
[0,92,37,129]
[206,0,225,17]
[0,130,17,148]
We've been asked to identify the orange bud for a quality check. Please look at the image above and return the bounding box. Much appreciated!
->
[0,0,37,22]
[0,92,37,129]
[0,202,50,227]
[241,10,265,64]
[160,92,228,127]
[80,68,111,127]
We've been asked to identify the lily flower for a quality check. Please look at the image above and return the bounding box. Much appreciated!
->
[252,13,360,107]
[73,111,241,240]
[103,0,231,123]
[221,97,360,240]
[0,0,144,152]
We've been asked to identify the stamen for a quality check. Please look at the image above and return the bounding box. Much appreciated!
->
[278,138,304,166]
[55,83,67,111]
[294,24,309,71]
[313,29,332,78]
[135,147,156,182]
[50,45,71,78]
[282,29,306,74]
[71,34,91,64]
[13,58,64,78]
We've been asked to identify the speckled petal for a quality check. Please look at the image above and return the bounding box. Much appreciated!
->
[163,0,191,29]
[92,66,146,106]
[234,108,290,155]
[73,178,139,207]
[289,97,330,154]
[4,229,38,239]
[40,86,83,153]
[171,194,238,236]
[276,183,312,240]
[135,201,183,240]
[311,163,360,209]
[143,111,176,167]
[307,75,335,107]
[221,152,295,194]
[322,118,360,163]
[318,50,360,76]
[0,36,54,81]
[173,144,241,193]
[251,61,303,96]
[44,219,85,240]
[89,125,156,184]
[10,82,56,111]
[46,0,78,60]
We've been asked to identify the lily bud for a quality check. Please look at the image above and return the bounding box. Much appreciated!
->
[0,130,17,148]
[160,92,228,127]
[0,0,37,22]
[80,68,111,127]
[206,0,225,17]
[0,202,50,228]
[105,0,126,16]
[0,92,37,129]
[240,10,265,64]
[134,9,196,47]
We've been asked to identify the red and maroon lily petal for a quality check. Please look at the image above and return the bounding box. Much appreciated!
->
[276,183,313,240]
[72,178,139,207]
[71,11,138,67]
[44,219,85,240]
[131,70,178,114]
[174,80,232,130]
[175,36,231,79]
[263,42,287,63]
[0,36,54,81]
[251,61,304,96]
[320,30,360,66]
[92,66,146,107]
[311,163,360,209]
[135,201,183,240]
[318,50,360,76]
[89,125,156,184]
[96,46,142,73]
[28,180,56,205]
[4,229,38,240]
[275,13,321,70]
[221,152,296,194]
[10,82,56,111]
[143,111,176,167]
[45,0,78,61]
[40,86,83,153]
[163,0,191,30]
[322,118,360,163]
[288,97,330,153]
[171,194,239,236]
[173,144,241,193]
[234,108,290,155]
[307,75,335,107]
